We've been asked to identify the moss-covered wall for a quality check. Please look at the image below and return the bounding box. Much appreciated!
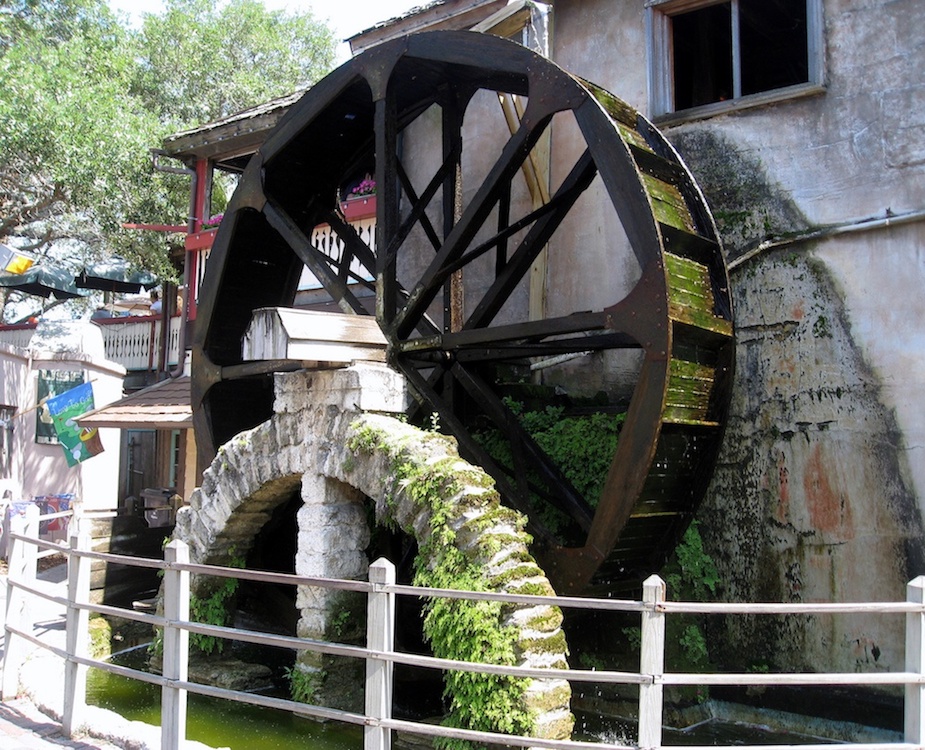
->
[667,129,925,675]
[546,0,925,678]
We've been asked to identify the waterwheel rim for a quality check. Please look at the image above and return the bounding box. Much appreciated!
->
[192,31,734,594]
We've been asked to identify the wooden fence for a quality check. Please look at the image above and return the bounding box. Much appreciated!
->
[3,504,924,750]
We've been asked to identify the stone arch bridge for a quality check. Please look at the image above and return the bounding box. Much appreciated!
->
[173,363,573,741]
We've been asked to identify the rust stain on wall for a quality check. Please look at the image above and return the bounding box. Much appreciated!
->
[803,443,854,539]
[776,452,790,524]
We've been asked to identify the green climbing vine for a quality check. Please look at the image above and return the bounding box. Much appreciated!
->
[660,521,719,700]
[188,565,242,656]
[348,421,536,749]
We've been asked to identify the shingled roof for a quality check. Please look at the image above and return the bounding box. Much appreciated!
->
[78,376,191,429]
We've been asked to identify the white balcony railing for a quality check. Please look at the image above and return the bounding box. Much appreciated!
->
[301,215,377,290]
[97,316,182,370]
[0,317,180,372]
[0,325,35,350]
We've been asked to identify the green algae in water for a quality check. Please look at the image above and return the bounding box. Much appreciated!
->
[86,651,361,750]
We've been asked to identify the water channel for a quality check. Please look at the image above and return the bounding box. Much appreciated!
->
[86,649,830,749]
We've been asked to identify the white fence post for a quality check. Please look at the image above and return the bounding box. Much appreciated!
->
[63,525,91,736]
[365,558,395,750]
[639,574,666,750]
[162,540,190,750]
[2,503,39,700]
[906,576,925,744]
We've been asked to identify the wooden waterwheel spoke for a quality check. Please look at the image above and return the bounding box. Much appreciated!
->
[323,211,378,279]
[448,362,595,531]
[464,149,598,330]
[447,333,640,364]
[403,333,640,365]
[384,145,463,264]
[396,311,636,355]
[391,107,555,339]
[437,151,595,281]
[262,197,368,315]
[392,359,578,545]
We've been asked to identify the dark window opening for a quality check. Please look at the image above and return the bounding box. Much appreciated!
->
[741,0,809,95]
[673,3,733,110]
[669,0,810,112]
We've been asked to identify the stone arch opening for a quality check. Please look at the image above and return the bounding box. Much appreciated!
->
[240,487,301,636]
[174,365,574,742]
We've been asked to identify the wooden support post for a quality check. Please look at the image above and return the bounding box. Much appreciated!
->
[2,504,38,700]
[365,558,395,750]
[63,526,91,736]
[639,574,666,750]
[906,576,925,744]
[161,540,190,750]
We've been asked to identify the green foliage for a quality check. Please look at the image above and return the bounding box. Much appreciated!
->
[284,664,322,704]
[677,623,709,667]
[416,546,533,750]
[188,555,245,656]
[0,0,337,321]
[330,609,351,639]
[661,521,719,689]
[0,0,175,291]
[132,0,336,130]
[474,400,625,537]
[663,521,719,602]
[349,420,535,748]
[189,577,238,655]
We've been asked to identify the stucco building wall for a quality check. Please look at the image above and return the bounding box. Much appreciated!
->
[547,0,925,673]
[0,326,125,514]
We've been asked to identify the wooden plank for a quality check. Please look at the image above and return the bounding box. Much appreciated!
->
[659,223,720,264]
[670,304,734,336]
[641,173,697,233]
[161,540,190,750]
[63,528,91,737]
[242,308,388,363]
[662,358,715,422]
[365,559,395,750]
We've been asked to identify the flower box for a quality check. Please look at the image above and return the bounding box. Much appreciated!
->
[185,228,218,251]
[340,195,377,222]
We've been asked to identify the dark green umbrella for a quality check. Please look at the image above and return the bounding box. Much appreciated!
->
[0,264,85,299]
[75,260,157,294]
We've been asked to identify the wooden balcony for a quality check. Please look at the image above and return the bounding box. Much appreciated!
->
[0,315,183,372]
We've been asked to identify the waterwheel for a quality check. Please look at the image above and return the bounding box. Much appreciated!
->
[192,31,734,594]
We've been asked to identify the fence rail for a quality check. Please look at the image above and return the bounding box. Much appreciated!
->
[2,503,923,750]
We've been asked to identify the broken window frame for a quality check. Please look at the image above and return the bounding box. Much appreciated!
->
[646,0,826,122]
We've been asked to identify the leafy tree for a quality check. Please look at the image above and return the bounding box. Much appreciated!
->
[132,0,336,129]
[0,0,337,321]
[0,0,174,319]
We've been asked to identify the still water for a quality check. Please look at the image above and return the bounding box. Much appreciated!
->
[87,649,828,749]
[86,649,361,750]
